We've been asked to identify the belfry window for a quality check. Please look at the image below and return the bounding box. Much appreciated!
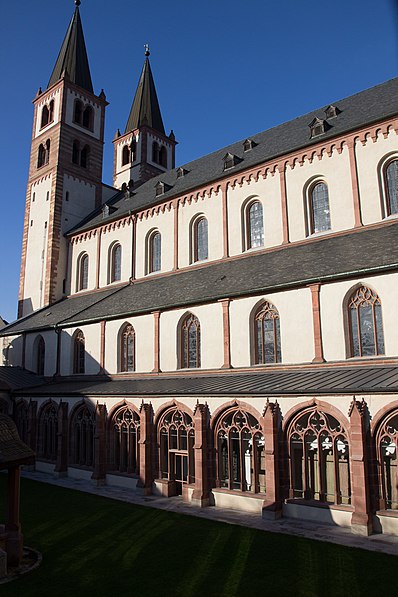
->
[119,323,135,372]
[74,100,83,125]
[159,145,167,168]
[215,407,265,493]
[308,181,331,234]
[82,106,93,130]
[385,159,398,216]
[158,408,195,495]
[122,145,130,166]
[348,286,385,357]
[73,330,85,374]
[288,408,351,505]
[37,140,50,168]
[180,313,201,369]
[253,301,281,364]
[72,141,80,165]
[80,145,90,169]
[152,142,160,164]
[111,406,140,474]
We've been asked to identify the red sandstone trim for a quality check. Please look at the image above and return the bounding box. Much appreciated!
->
[278,162,290,244]
[173,200,179,270]
[152,311,161,373]
[219,298,232,369]
[309,283,325,363]
[347,137,363,227]
[221,182,229,258]
[95,229,102,289]
[99,320,106,373]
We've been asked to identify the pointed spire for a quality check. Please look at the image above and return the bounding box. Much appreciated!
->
[47,1,93,93]
[125,47,165,135]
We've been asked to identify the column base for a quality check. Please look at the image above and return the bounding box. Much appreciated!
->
[262,501,282,520]
[351,513,373,536]
[5,532,23,567]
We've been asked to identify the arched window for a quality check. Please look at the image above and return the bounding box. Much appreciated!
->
[287,408,351,504]
[384,159,398,216]
[148,231,161,273]
[69,404,95,467]
[131,140,137,162]
[377,411,398,510]
[122,145,130,166]
[37,402,58,461]
[37,144,46,168]
[72,140,80,165]
[348,286,385,357]
[73,330,85,374]
[109,243,122,283]
[180,313,201,369]
[77,253,89,291]
[45,139,51,164]
[159,145,167,168]
[308,181,331,234]
[152,142,160,164]
[158,408,195,495]
[74,100,83,125]
[253,301,281,364]
[49,100,54,123]
[41,105,49,128]
[82,106,93,130]
[80,145,90,169]
[215,407,265,493]
[245,200,264,250]
[14,402,29,445]
[36,335,45,375]
[192,216,208,263]
[119,324,135,372]
[110,405,140,474]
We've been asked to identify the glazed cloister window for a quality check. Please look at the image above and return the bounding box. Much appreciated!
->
[181,313,201,369]
[159,409,195,493]
[78,253,89,291]
[385,159,398,216]
[111,406,140,475]
[120,324,135,372]
[254,301,281,364]
[378,413,398,510]
[348,286,384,357]
[36,335,45,375]
[246,201,264,249]
[216,408,265,493]
[149,232,161,273]
[309,182,331,234]
[193,217,208,262]
[73,330,85,374]
[288,409,351,505]
[70,406,95,467]
[37,403,58,461]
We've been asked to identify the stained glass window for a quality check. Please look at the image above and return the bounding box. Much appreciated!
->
[194,217,208,262]
[247,201,264,249]
[73,330,85,374]
[120,324,135,372]
[254,301,281,364]
[110,244,122,282]
[181,313,200,368]
[348,286,384,357]
[149,232,161,273]
[310,182,331,233]
[386,160,398,216]
[78,253,89,290]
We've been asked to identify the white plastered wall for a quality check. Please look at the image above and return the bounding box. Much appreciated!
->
[114,132,142,189]
[105,314,154,374]
[62,175,96,234]
[25,331,57,376]
[34,88,62,138]
[178,191,223,268]
[70,235,97,294]
[286,146,354,242]
[60,325,101,375]
[229,288,314,367]
[146,132,171,170]
[135,208,174,279]
[0,335,22,367]
[64,89,102,139]
[99,223,133,287]
[355,128,398,224]
[160,303,224,371]
[320,273,398,361]
[227,174,283,257]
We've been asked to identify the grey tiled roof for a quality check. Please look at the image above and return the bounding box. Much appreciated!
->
[13,365,398,398]
[0,367,45,391]
[69,77,398,235]
[2,221,398,335]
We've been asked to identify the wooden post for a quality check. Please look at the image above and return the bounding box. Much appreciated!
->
[192,402,210,507]
[137,402,154,495]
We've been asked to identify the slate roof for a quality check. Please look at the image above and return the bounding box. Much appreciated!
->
[2,221,398,336]
[13,365,398,398]
[69,77,398,235]
[47,4,93,93]
[125,57,165,135]
[0,367,45,391]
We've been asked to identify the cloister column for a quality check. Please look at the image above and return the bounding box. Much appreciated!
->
[192,402,210,507]
[137,402,154,495]
[55,401,69,475]
[5,466,23,567]
[27,400,38,452]
[92,403,107,485]
[262,400,282,519]
[349,398,373,535]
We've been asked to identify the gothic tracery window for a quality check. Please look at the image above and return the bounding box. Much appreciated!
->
[73,330,85,374]
[288,408,351,504]
[308,181,331,234]
[385,159,398,216]
[119,324,135,372]
[254,301,281,364]
[348,286,385,357]
[377,412,398,510]
[215,407,265,493]
[111,406,140,474]
[246,200,264,250]
[158,408,195,494]
[70,404,95,467]
[37,402,58,461]
[180,313,201,369]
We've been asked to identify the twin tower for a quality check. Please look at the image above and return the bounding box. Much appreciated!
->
[18,1,176,318]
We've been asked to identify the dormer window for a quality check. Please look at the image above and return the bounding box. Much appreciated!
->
[243,139,256,152]
[176,167,188,179]
[309,118,327,138]
[325,105,340,119]
[102,204,110,218]
[223,153,239,170]
[155,182,165,197]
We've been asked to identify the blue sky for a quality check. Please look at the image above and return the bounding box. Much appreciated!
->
[0,0,397,322]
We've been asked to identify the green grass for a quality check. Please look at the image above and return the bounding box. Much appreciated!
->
[0,476,395,597]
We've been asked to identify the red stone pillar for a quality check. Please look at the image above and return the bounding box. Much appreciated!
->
[55,401,69,475]
[27,400,37,452]
[219,298,232,369]
[262,400,282,519]
[278,161,290,245]
[5,466,23,567]
[192,402,210,507]
[347,138,363,228]
[55,328,62,376]
[137,402,154,495]
[349,398,373,535]
[221,182,229,258]
[152,311,161,373]
[99,320,106,374]
[173,199,179,271]
[309,283,325,363]
[92,403,107,485]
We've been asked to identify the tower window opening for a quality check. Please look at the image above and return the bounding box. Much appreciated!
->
[82,106,93,130]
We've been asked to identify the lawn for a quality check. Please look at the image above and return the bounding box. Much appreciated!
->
[0,477,396,597]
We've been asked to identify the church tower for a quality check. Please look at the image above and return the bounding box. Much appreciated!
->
[113,47,177,190]
[18,1,108,318]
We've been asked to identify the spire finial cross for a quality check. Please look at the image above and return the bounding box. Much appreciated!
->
[144,44,150,57]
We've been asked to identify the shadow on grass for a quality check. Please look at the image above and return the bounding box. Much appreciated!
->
[0,476,396,597]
